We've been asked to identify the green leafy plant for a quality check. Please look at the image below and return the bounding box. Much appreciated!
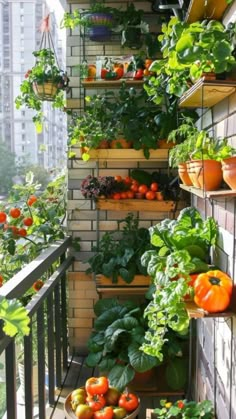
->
[15,48,69,132]
[115,3,149,49]
[140,207,218,360]
[86,298,188,391]
[86,213,154,283]
[153,398,214,419]
[0,297,30,337]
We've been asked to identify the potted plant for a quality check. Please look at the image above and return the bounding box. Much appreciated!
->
[152,398,214,419]
[15,48,69,131]
[140,207,218,361]
[80,175,126,199]
[85,298,189,391]
[61,1,117,42]
[86,213,154,284]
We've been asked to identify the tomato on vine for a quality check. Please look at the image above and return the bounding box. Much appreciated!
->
[18,228,27,237]
[0,212,7,223]
[32,279,44,292]
[23,217,33,226]
[27,195,37,206]
[9,208,21,218]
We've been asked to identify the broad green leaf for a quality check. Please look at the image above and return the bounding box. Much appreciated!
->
[0,297,30,337]
[108,364,135,391]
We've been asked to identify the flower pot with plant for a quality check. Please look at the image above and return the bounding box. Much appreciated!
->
[152,398,214,419]
[61,1,117,42]
[86,298,189,392]
[15,48,69,131]
[221,155,236,189]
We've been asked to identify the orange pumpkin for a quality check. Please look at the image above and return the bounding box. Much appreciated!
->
[193,270,233,313]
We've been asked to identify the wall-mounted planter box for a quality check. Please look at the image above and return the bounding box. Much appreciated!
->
[78,148,169,161]
[95,274,151,295]
[96,198,176,212]
[179,79,236,108]
[186,0,229,23]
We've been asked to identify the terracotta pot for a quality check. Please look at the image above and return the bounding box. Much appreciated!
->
[157,139,175,149]
[178,163,193,186]
[187,161,201,188]
[222,156,236,189]
[97,139,110,149]
[194,159,223,191]
[110,138,133,149]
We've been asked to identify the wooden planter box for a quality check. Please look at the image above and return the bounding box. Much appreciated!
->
[95,274,151,296]
[96,198,176,212]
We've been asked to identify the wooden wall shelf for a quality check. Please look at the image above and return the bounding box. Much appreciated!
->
[179,79,236,108]
[81,79,144,88]
[186,0,229,23]
[185,301,235,319]
[79,148,169,161]
[96,198,175,212]
[180,184,236,200]
[95,274,150,296]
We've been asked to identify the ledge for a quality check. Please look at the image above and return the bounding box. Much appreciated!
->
[185,301,235,319]
[180,184,236,199]
[95,274,151,296]
[80,148,169,161]
[186,0,229,23]
[81,79,144,88]
[179,78,236,108]
[96,198,176,212]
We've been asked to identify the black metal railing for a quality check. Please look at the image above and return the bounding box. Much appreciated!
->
[0,236,73,419]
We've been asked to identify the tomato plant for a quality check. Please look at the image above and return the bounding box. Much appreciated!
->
[9,208,21,218]
[118,393,139,412]
[85,376,109,396]
[27,195,37,206]
[23,217,33,226]
[93,406,114,419]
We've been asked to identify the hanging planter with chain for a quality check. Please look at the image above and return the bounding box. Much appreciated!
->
[15,14,69,130]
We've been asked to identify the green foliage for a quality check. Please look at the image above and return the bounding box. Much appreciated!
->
[86,213,154,283]
[0,140,17,194]
[15,48,69,130]
[154,398,214,418]
[140,207,218,360]
[0,296,30,337]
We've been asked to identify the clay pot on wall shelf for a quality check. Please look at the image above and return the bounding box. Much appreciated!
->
[194,159,223,191]
[178,163,193,186]
[222,156,236,190]
[157,139,175,149]
[187,161,201,188]
[110,138,133,149]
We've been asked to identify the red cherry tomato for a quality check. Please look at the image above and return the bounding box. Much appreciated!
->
[118,393,139,412]
[86,394,106,412]
[85,376,109,396]
[126,191,134,199]
[138,184,149,194]
[18,228,27,237]
[114,175,122,183]
[27,195,37,206]
[9,208,21,218]
[134,69,144,80]
[120,192,128,199]
[150,182,158,192]
[113,193,121,200]
[23,217,33,226]
[145,190,156,200]
[124,176,132,185]
[32,279,44,292]
[0,212,7,223]
[130,184,139,193]
[93,406,114,419]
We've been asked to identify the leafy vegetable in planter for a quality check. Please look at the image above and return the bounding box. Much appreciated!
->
[86,213,154,283]
[140,207,218,360]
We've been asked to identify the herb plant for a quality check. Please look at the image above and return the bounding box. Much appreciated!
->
[80,175,125,199]
[86,213,154,283]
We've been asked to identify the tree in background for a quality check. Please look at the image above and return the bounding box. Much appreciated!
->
[0,140,16,195]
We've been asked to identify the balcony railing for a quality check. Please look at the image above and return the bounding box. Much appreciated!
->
[0,236,73,419]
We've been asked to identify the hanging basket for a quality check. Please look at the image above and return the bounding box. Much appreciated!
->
[32,80,59,101]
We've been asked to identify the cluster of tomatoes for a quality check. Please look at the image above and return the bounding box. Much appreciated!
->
[112,175,163,201]
[0,195,37,238]
[69,376,139,419]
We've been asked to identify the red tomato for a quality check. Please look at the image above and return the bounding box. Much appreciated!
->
[9,225,19,236]
[145,190,156,200]
[86,394,106,412]
[114,175,122,183]
[85,376,109,396]
[18,228,27,237]
[120,192,128,199]
[27,195,37,206]
[118,393,139,412]
[143,69,150,76]
[93,406,114,419]
[126,191,134,199]
[0,275,3,285]
[130,184,139,193]
[0,211,7,223]
[134,69,144,80]
[23,217,33,226]
[101,68,108,79]
[145,59,153,69]
[32,279,44,292]
[156,191,164,201]
[113,193,121,200]
[9,208,21,218]
[138,184,148,194]
[124,176,132,185]
[177,400,185,409]
[114,66,124,79]
[150,182,158,192]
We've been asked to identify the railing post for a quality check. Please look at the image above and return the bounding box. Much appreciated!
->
[60,252,68,370]
[5,341,17,419]
[54,284,62,387]
[37,306,46,419]
[47,293,55,406]
[24,326,34,419]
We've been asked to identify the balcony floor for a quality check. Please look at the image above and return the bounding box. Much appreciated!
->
[47,355,185,419]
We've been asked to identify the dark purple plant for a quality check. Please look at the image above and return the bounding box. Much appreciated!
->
[80,175,123,198]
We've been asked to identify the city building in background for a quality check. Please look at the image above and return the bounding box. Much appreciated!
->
[0,0,67,172]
